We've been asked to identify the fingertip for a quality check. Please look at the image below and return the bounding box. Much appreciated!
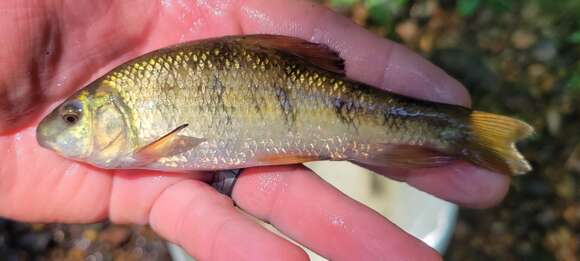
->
[380,44,472,106]
[405,162,510,208]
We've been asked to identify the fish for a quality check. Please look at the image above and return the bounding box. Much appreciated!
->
[36,34,534,176]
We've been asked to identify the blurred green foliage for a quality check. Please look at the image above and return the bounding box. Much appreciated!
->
[456,0,480,16]
[456,0,511,16]
[569,31,580,43]
[567,73,580,93]
[330,0,357,6]
[330,0,408,27]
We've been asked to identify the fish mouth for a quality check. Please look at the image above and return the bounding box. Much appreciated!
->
[36,124,56,150]
[36,111,60,151]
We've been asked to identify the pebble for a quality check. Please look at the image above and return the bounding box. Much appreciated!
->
[533,40,558,62]
[545,107,561,135]
[555,175,576,200]
[512,29,538,49]
[527,63,547,79]
[16,232,52,253]
[0,248,24,261]
[537,209,558,227]
[99,225,131,247]
[565,144,580,172]
[396,20,419,43]
[562,204,580,225]
[410,0,437,20]
[525,177,552,197]
[0,219,7,229]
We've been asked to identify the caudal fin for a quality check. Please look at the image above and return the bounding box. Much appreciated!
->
[463,111,534,176]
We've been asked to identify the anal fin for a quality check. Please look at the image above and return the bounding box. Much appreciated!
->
[349,144,454,169]
[255,154,322,165]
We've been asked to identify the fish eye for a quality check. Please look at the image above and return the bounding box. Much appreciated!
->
[60,100,83,125]
[63,113,79,125]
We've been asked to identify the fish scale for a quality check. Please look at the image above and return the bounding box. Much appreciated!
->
[37,35,533,175]
[102,44,389,169]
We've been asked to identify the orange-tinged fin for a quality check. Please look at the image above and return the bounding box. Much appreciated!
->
[134,124,205,165]
[350,144,454,169]
[238,34,345,75]
[461,111,534,176]
[255,154,322,165]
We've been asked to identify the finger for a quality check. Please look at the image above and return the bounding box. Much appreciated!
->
[237,0,468,105]
[148,179,308,261]
[363,162,510,208]
[233,165,441,261]
[233,0,509,207]
[107,170,192,224]
[405,163,510,208]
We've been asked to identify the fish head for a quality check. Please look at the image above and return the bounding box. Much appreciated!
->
[37,83,132,168]
[37,89,94,161]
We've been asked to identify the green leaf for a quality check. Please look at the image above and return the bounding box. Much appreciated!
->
[457,0,481,16]
[330,0,357,7]
[364,0,393,26]
[484,0,512,13]
[569,31,580,43]
[567,74,580,93]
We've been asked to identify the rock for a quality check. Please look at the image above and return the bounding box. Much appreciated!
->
[545,107,561,135]
[521,3,540,21]
[83,228,98,242]
[0,218,8,229]
[533,40,557,62]
[396,20,419,44]
[512,29,538,49]
[352,3,368,25]
[537,209,558,227]
[527,63,547,79]
[419,33,436,53]
[565,144,580,172]
[410,0,437,20]
[525,177,552,197]
[99,225,131,247]
[555,175,576,200]
[0,248,25,261]
[16,232,52,253]
[563,204,580,225]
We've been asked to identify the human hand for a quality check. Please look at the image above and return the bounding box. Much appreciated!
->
[0,0,510,260]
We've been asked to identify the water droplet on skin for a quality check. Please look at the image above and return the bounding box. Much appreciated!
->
[161,0,172,8]
[258,172,285,193]
[330,215,346,227]
[64,164,80,176]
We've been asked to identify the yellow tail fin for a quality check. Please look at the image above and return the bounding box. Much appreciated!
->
[464,111,534,175]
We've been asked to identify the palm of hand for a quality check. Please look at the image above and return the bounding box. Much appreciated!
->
[0,1,510,260]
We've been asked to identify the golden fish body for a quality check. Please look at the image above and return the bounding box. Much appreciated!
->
[37,35,533,175]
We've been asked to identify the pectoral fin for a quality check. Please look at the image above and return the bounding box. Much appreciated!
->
[134,124,205,165]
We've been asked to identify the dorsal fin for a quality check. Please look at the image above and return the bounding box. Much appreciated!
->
[237,34,345,75]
